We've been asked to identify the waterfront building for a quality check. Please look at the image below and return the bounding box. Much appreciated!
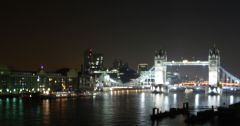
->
[0,65,79,94]
[67,69,79,91]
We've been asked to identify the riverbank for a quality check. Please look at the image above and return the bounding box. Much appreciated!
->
[186,102,240,125]
[0,91,98,99]
[151,101,240,126]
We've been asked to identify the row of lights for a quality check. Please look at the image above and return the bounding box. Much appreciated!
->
[0,88,51,94]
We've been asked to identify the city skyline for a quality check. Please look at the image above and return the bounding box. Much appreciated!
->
[1,1,240,77]
[1,1,240,126]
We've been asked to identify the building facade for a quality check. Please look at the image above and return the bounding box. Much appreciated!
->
[84,48,104,74]
[0,65,79,94]
[79,48,104,89]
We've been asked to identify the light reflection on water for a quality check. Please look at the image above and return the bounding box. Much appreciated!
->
[42,100,50,125]
[140,92,145,109]
[0,92,240,126]
[230,95,234,105]
[208,95,221,107]
[173,93,177,107]
[195,94,199,108]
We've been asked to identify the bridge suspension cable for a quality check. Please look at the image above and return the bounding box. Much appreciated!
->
[220,67,240,83]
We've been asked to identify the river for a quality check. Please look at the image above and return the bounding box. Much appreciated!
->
[0,91,240,126]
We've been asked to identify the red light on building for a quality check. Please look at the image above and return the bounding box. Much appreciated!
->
[89,48,93,53]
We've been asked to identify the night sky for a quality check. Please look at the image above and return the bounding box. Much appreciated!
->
[1,0,240,77]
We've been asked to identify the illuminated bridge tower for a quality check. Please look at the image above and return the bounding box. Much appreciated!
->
[154,50,167,85]
[208,47,221,94]
[152,50,169,93]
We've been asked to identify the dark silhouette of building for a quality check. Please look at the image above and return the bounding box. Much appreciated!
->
[79,48,104,89]
[83,48,104,74]
[112,59,123,70]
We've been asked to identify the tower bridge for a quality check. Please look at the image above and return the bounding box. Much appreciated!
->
[134,47,240,94]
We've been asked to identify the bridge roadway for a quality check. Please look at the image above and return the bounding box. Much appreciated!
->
[164,61,209,66]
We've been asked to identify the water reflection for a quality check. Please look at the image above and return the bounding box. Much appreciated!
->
[164,95,169,110]
[230,95,234,105]
[208,95,221,107]
[154,94,169,111]
[195,94,199,108]
[102,91,113,126]
[0,92,240,126]
[0,98,24,126]
[173,93,177,107]
[140,92,145,109]
[0,99,2,110]
[42,100,50,116]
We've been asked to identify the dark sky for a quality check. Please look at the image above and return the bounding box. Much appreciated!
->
[1,0,240,77]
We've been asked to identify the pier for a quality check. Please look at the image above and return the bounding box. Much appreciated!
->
[151,101,240,125]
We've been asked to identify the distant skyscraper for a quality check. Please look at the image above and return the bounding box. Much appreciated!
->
[112,59,123,70]
[84,48,104,74]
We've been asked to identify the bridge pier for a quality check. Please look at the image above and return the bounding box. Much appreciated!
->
[208,86,222,95]
[151,84,169,93]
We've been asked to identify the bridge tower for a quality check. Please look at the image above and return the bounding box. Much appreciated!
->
[154,50,167,85]
[208,46,221,94]
[208,46,220,86]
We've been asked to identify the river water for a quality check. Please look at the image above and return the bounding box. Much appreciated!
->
[0,91,240,126]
